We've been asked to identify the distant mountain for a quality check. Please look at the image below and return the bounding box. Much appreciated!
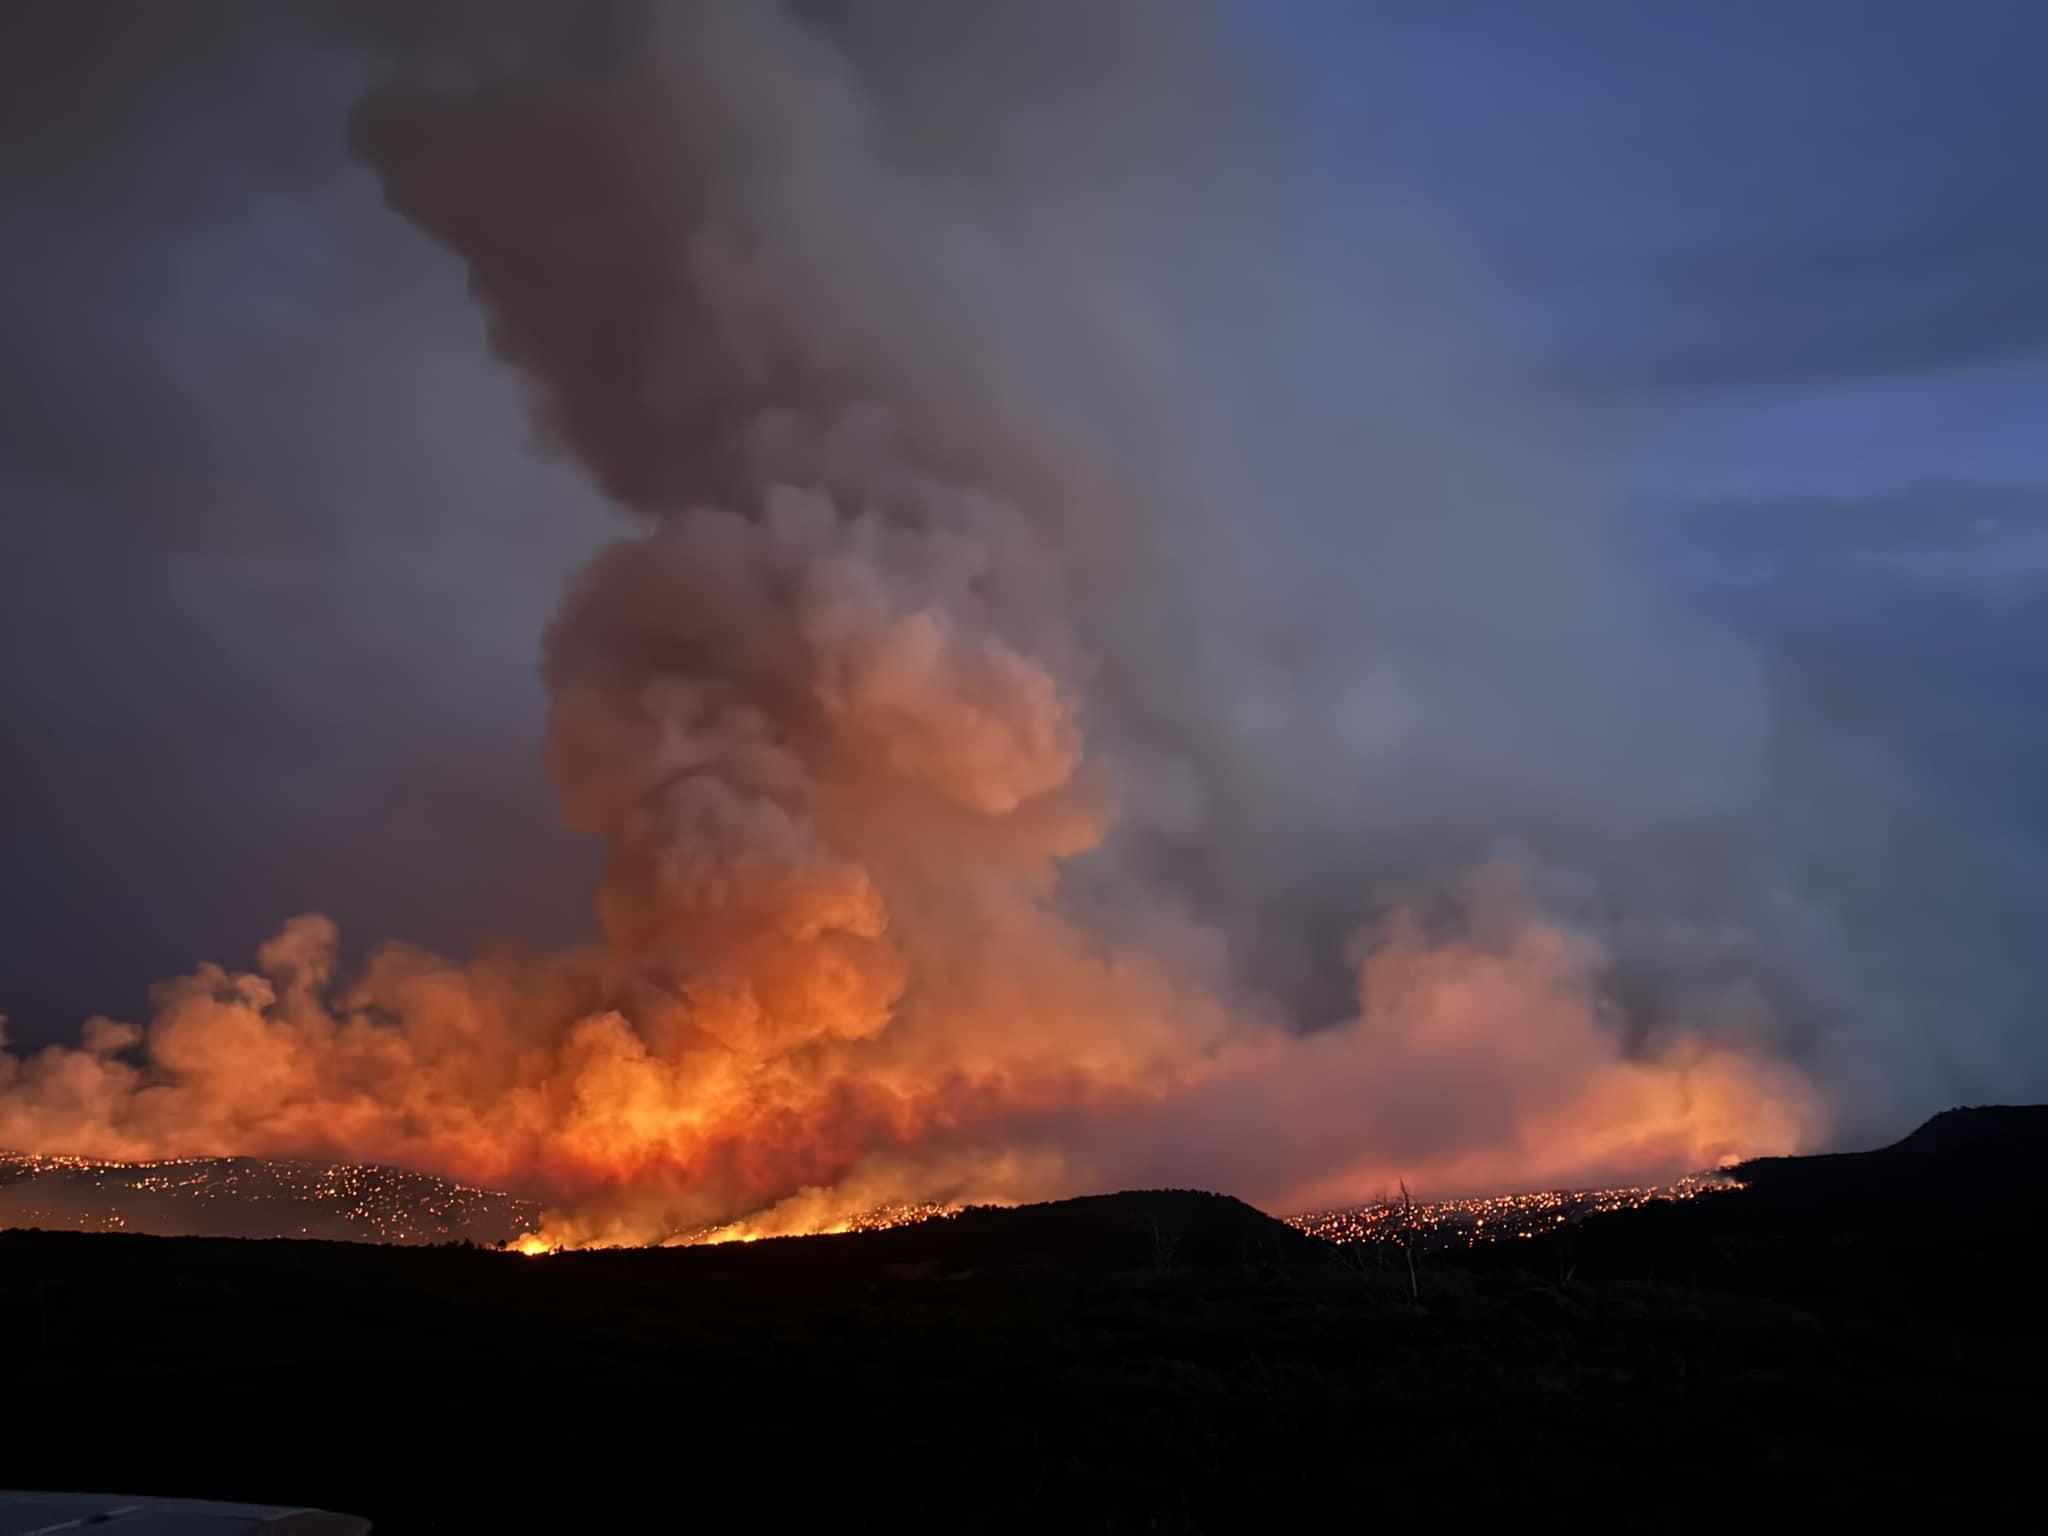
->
[874,1188,1330,1270]
[1737,1103,2048,1191]
[1520,1105,2048,1306]
[1722,1104,2048,1232]
[0,1151,541,1244]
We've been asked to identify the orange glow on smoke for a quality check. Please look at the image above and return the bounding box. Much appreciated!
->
[0,852,1820,1250]
[0,0,1836,1254]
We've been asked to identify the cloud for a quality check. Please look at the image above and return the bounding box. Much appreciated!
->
[1335,0,2048,396]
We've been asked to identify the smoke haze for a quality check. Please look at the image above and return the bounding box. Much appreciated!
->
[10,0,2003,1243]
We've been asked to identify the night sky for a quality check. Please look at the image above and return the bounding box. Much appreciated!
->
[4,1,2045,1130]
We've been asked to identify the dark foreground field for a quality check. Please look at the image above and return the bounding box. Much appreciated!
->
[4,1117,2045,1531]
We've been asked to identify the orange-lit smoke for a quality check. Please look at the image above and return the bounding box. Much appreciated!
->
[0,1,1825,1244]
[0,834,1818,1247]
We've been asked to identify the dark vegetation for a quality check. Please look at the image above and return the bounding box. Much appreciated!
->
[3,1111,2043,1530]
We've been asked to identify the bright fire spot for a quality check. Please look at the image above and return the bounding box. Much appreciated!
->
[692,1223,764,1246]
[668,1201,958,1248]
[512,1234,556,1257]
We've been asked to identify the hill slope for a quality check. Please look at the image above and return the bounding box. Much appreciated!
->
[1734,1103,2048,1209]
[761,1188,1329,1272]
[0,1151,541,1244]
[1513,1105,2048,1307]
[2,1191,2036,1528]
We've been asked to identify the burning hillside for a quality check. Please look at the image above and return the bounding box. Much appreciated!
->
[0,1144,1731,1259]
[0,1150,541,1245]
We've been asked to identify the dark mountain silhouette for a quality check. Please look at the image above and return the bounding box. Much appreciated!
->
[1735,1102,2048,1206]
[1502,1105,2048,1307]
[745,1188,1328,1273]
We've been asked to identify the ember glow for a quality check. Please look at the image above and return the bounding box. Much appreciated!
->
[666,1202,959,1249]
[0,2,1832,1247]
[1286,1173,1743,1250]
[0,1150,542,1245]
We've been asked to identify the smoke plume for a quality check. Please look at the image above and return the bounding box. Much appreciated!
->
[0,0,1827,1244]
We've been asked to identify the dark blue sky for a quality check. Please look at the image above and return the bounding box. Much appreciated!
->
[3,1,2046,1105]
[1285,1,2048,486]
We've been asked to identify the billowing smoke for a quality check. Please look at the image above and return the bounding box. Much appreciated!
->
[0,0,1827,1243]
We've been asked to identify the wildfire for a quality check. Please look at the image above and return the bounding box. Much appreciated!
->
[664,1201,959,1249]
[686,1224,764,1247]
[1286,1173,1744,1249]
[0,0,1827,1247]
[0,873,1819,1250]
